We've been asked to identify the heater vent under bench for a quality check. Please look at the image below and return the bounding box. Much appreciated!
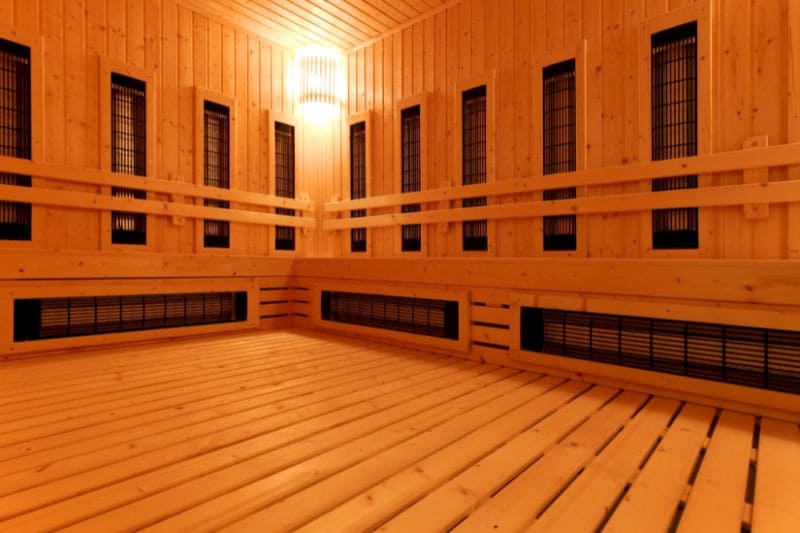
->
[521,307,800,394]
[14,291,248,342]
[321,290,459,340]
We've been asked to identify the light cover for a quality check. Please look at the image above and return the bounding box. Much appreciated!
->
[296,47,341,106]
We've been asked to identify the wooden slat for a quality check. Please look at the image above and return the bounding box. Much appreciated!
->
[0,348,422,493]
[470,323,509,347]
[751,418,800,533]
[678,411,755,533]
[603,404,717,532]
[259,302,294,316]
[313,384,615,532]
[470,305,510,326]
[324,178,800,231]
[527,397,681,532]
[0,363,511,529]
[1,350,449,474]
[218,376,567,532]
[448,390,651,532]
[1,328,797,532]
[258,289,295,301]
[324,143,800,213]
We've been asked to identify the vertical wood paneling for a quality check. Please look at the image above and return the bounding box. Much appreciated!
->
[160,0,179,252]
[510,0,529,257]
[42,0,67,249]
[715,0,751,259]
[788,0,800,257]
[9,0,329,257]
[6,0,795,261]
[64,0,94,251]
[342,0,793,260]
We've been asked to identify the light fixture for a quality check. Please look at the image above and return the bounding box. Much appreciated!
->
[296,47,341,107]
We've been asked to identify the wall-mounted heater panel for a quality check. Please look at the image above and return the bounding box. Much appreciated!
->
[521,307,800,394]
[14,291,248,342]
[321,290,458,340]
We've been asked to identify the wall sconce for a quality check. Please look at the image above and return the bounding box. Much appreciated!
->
[296,47,341,107]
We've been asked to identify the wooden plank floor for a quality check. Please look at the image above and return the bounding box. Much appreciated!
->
[1,329,798,533]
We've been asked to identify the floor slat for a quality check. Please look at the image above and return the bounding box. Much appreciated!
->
[678,411,755,533]
[752,418,800,533]
[0,329,794,533]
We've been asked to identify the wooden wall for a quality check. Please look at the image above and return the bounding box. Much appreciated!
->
[0,0,339,258]
[342,0,799,259]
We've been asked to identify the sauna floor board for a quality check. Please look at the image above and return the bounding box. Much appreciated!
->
[0,329,798,533]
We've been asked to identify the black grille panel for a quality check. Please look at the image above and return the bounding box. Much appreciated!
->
[350,121,367,252]
[322,291,458,340]
[542,59,577,252]
[203,101,230,248]
[462,86,487,252]
[651,22,698,249]
[0,38,32,241]
[401,106,422,252]
[275,122,296,251]
[521,307,800,394]
[111,73,148,246]
[543,59,576,175]
[14,291,248,342]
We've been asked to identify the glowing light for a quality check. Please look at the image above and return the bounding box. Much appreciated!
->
[295,47,343,107]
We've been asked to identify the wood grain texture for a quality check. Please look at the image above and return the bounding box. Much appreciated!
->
[1,329,793,532]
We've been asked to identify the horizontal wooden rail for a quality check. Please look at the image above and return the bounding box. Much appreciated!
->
[0,156,313,211]
[324,141,800,213]
[325,179,800,230]
[0,185,316,229]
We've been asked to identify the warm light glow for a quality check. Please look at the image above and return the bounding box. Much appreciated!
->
[295,47,343,108]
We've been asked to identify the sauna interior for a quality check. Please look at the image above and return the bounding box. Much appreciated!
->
[0,0,799,531]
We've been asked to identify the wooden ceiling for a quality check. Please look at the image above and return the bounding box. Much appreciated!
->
[185,0,455,50]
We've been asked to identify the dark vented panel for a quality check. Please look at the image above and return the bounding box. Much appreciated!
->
[275,122,296,251]
[401,106,422,252]
[111,73,147,245]
[462,86,487,251]
[543,187,577,251]
[275,207,296,251]
[462,86,487,186]
[203,101,230,248]
[401,204,421,252]
[521,307,800,394]
[462,196,487,251]
[651,22,698,250]
[321,291,458,340]
[0,38,32,241]
[350,121,367,252]
[14,291,248,342]
[542,60,577,252]
[543,59,576,175]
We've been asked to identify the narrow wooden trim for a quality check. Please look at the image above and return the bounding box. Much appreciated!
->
[193,88,238,253]
[344,110,374,256]
[394,93,431,257]
[323,178,800,231]
[0,156,312,210]
[266,109,301,256]
[292,257,800,308]
[0,184,315,228]
[788,0,800,258]
[453,70,497,256]
[637,1,713,258]
[98,55,158,252]
[0,25,44,250]
[533,40,588,258]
